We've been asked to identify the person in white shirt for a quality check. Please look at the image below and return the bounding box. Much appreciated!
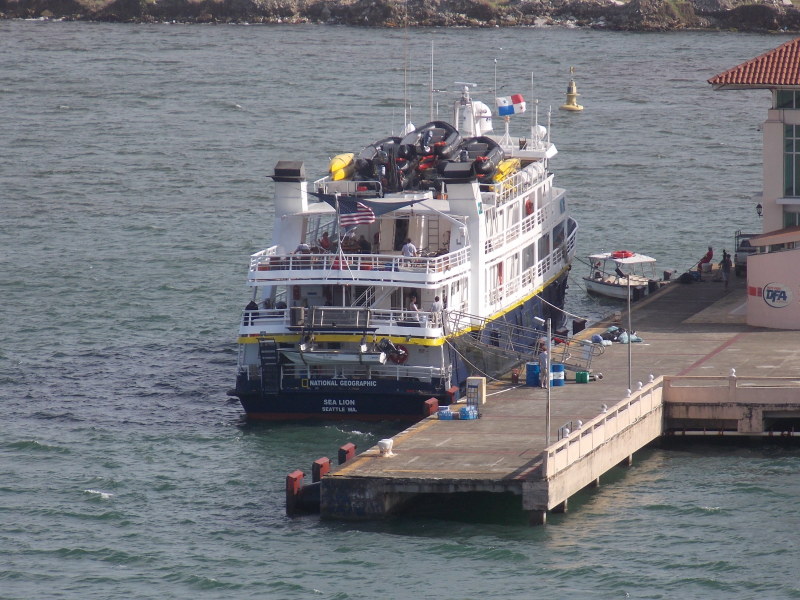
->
[538,346,549,389]
[402,238,417,257]
[429,295,444,325]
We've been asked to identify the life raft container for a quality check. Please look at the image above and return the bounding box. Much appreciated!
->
[611,250,634,259]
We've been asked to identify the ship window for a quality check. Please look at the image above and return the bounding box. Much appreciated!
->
[784,125,800,196]
[553,221,565,247]
[522,242,536,271]
[538,234,550,260]
[784,210,800,228]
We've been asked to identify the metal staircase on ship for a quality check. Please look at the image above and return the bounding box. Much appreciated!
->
[443,310,601,377]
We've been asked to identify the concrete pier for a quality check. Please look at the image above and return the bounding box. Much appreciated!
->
[318,271,800,523]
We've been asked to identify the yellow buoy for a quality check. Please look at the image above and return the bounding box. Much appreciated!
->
[559,67,584,112]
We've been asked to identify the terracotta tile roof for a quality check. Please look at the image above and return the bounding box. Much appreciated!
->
[709,37,800,89]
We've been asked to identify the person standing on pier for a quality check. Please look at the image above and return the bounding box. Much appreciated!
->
[539,345,549,389]
[721,250,732,289]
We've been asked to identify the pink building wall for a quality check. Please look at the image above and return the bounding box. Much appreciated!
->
[745,250,800,329]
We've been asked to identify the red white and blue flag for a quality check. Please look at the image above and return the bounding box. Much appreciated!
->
[338,197,376,227]
[496,94,526,116]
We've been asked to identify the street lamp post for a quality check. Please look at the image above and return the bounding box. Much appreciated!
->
[627,275,632,391]
[535,316,552,447]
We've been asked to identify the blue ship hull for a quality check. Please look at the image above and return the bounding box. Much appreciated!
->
[234,270,570,421]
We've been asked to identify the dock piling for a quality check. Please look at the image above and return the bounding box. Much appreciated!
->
[338,442,356,465]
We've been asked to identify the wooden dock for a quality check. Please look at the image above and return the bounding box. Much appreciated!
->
[309,271,800,524]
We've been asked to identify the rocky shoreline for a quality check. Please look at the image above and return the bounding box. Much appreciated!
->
[3,0,800,32]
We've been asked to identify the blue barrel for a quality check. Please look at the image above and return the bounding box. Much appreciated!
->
[551,363,565,387]
[526,362,540,387]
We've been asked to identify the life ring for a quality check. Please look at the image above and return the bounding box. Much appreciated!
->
[611,250,634,259]
[388,344,409,364]
[293,285,301,301]
[525,198,534,216]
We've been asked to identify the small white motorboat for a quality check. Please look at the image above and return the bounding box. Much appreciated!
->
[583,250,665,301]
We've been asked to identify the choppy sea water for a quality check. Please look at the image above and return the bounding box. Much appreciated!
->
[1,21,798,599]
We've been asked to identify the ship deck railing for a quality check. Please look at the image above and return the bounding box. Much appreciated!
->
[313,178,434,203]
[280,363,449,383]
[483,223,576,308]
[485,163,549,208]
[248,247,471,282]
[483,186,564,255]
[240,305,447,337]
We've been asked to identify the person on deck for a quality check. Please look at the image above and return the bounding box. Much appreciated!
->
[358,235,372,254]
[318,231,332,251]
[402,238,418,257]
[407,294,420,319]
[429,295,444,325]
[697,246,713,272]
[244,299,258,326]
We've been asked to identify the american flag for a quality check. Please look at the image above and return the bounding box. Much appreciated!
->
[338,197,376,227]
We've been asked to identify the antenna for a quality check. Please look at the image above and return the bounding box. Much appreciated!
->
[493,58,498,100]
[530,72,534,130]
[402,0,410,129]
[429,41,434,122]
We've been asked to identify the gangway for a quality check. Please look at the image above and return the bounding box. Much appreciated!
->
[443,310,602,376]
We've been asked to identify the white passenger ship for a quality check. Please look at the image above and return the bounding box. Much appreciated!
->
[231,85,578,420]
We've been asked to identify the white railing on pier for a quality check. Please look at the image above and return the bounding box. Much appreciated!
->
[539,374,800,479]
[662,375,800,404]
[542,377,665,479]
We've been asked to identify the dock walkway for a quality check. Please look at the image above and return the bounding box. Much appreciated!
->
[318,271,800,523]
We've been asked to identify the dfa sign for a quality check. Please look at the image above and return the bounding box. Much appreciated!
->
[763,282,792,308]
